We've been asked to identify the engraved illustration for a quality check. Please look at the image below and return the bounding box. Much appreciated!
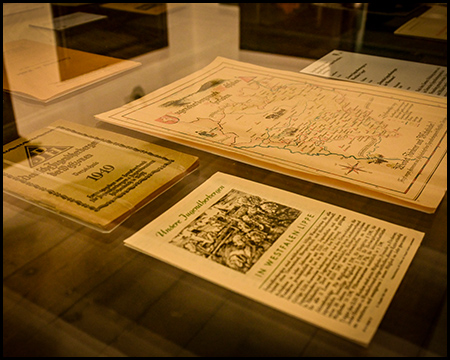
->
[170,189,302,273]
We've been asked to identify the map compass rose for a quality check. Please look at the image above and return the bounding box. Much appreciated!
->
[339,162,369,175]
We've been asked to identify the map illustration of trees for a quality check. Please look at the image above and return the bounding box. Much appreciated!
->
[97,57,447,210]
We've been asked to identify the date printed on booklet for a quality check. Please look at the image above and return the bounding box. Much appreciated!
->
[3,120,199,232]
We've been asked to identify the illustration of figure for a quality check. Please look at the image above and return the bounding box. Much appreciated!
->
[170,189,301,273]
[221,234,255,273]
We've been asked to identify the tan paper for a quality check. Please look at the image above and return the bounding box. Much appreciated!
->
[3,120,199,232]
[95,57,447,213]
[3,39,141,103]
[394,5,447,40]
[29,12,107,30]
[101,3,168,15]
[124,172,424,346]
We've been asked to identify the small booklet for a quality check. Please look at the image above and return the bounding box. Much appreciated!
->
[123,172,424,346]
[3,121,199,232]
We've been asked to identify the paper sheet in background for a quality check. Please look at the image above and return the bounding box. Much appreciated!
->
[394,5,447,41]
[124,172,424,346]
[300,50,447,97]
[3,39,141,103]
[29,11,107,30]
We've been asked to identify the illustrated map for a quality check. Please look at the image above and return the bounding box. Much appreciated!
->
[96,57,447,211]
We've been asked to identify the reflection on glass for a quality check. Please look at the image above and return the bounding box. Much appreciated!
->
[51,3,168,59]
[239,3,446,65]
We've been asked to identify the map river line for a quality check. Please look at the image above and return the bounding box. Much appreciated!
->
[96,57,447,209]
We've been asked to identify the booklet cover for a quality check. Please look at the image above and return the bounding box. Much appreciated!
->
[3,120,199,232]
[123,172,424,346]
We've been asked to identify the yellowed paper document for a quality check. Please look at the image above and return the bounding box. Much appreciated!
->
[3,39,141,103]
[124,172,424,346]
[96,57,447,213]
[395,5,447,40]
[3,120,199,231]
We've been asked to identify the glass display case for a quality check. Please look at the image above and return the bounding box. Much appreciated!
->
[3,3,447,357]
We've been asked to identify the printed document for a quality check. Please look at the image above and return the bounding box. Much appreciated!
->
[96,57,447,213]
[300,50,447,97]
[394,5,447,41]
[29,12,107,31]
[3,39,141,103]
[3,121,198,232]
[124,172,424,346]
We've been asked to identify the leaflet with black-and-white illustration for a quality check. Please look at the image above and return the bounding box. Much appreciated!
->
[124,172,424,346]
